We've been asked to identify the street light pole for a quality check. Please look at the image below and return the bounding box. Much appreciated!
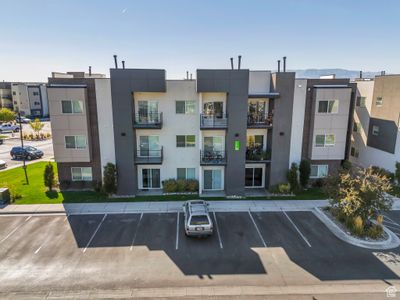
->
[18,112,29,185]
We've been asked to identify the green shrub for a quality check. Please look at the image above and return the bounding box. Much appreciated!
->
[176,179,187,192]
[44,162,56,191]
[342,160,352,171]
[376,215,384,226]
[186,179,199,192]
[396,162,400,183]
[371,166,395,183]
[92,180,102,192]
[163,179,178,193]
[312,178,325,188]
[103,163,117,195]
[270,183,291,194]
[163,179,199,193]
[287,163,299,192]
[352,216,364,237]
[367,224,383,239]
[299,159,311,188]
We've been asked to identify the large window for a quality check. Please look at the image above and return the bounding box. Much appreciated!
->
[71,167,92,181]
[62,100,83,114]
[310,165,328,178]
[177,168,196,180]
[315,134,335,147]
[176,101,195,114]
[142,169,160,188]
[176,135,195,147]
[139,136,160,156]
[65,135,86,149]
[318,100,339,113]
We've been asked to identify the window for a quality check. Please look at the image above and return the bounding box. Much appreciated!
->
[176,101,196,114]
[376,97,383,107]
[245,167,263,187]
[65,135,86,149]
[12,91,16,96]
[62,100,83,114]
[310,165,328,178]
[177,168,196,180]
[142,169,160,188]
[176,135,195,147]
[350,147,359,158]
[71,167,92,181]
[318,100,339,113]
[315,134,335,147]
[356,96,366,107]
[372,125,380,136]
[33,92,39,96]
[353,122,361,133]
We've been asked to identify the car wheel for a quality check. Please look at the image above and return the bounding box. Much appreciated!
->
[27,155,32,160]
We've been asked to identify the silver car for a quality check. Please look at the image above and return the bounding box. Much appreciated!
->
[183,200,213,237]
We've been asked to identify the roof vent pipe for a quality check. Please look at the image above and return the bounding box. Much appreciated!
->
[190,73,192,80]
[113,55,118,69]
[283,56,287,72]
[359,71,362,79]
[381,71,386,76]
[230,57,234,70]
[122,61,125,69]
[238,55,242,70]
[277,60,281,73]
[186,71,189,80]
[89,66,92,76]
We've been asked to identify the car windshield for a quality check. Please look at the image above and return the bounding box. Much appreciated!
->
[190,215,209,226]
[24,146,36,151]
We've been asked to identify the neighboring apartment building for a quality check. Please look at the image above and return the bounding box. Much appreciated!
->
[48,66,355,196]
[0,82,13,109]
[11,83,49,117]
[350,75,400,172]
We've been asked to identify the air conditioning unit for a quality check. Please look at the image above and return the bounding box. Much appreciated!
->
[0,188,10,204]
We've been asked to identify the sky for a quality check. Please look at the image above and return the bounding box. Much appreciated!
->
[1,0,399,82]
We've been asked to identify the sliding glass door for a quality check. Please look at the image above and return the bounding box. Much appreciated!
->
[204,169,222,190]
[245,167,263,187]
[142,169,161,189]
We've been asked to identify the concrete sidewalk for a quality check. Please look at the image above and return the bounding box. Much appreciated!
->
[0,200,330,215]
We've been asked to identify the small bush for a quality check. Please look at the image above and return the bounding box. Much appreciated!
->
[163,179,178,193]
[371,165,395,183]
[92,180,102,192]
[367,224,383,239]
[61,180,71,189]
[287,163,299,192]
[270,183,291,194]
[312,178,325,188]
[299,159,311,188]
[376,215,384,226]
[176,179,187,192]
[103,163,117,194]
[352,216,364,236]
[342,160,352,171]
[2,183,21,203]
[46,133,51,138]
[44,162,56,191]
[162,179,199,193]
[186,179,199,192]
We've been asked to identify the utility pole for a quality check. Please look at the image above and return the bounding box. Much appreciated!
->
[18,112,29,185]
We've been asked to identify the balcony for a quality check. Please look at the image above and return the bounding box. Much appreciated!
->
[247,113,273,128]
[135,147,163,164]
[200,114,228,129]
[200,150,227,165]
[133,113,163,129]
[246,148,271,163]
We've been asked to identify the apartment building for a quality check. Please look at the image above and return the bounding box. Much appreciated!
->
[350,75,400,172]
[11,83,49,117]
[47,71,113,189]
[48,64,355,196]
[0,82,13,109]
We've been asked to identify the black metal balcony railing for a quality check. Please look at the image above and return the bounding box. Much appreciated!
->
[246,147,271,163]
[247,113,273,128]
[200,150,227,165]
[200,114,228,129]
[135,147,163,164]
[134,112,163,129]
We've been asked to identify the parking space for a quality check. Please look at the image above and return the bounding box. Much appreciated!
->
[0,210,398,293]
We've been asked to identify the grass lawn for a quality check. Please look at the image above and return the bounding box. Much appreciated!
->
[0,161,326,204]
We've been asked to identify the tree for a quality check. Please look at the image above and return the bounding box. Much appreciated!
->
[29,118,45,135]
[44,162,55,191]
[103,163,117,195]
[0,108,15,122]
[287,163,299,192]
[299,159,311,188]
[325,166,393,222]
[395,162,400,184]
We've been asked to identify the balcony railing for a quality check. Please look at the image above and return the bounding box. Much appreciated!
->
[200,114,228,129]
[246,147,271,163]
[134,112,163,129]
[247,113,273,128]
[135,147,163,164]
[200,150,227,165]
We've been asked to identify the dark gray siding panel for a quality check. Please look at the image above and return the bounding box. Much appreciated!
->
[367,118,397,154]
[269,72,296,187]
[110,69,166,195]
[197,69,249,196]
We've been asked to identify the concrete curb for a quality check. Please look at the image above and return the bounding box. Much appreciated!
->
[313,207,400,250]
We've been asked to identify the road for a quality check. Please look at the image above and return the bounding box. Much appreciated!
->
[0,210,398,298]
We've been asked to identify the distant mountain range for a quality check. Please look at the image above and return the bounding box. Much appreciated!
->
[290,69,381,79]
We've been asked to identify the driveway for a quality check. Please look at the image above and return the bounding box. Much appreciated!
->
[0,211,398,297]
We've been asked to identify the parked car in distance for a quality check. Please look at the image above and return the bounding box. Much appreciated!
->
[15,116,31,124]
[10,146,43,160]
[183,200,213,237]
[0,160,6,169]
[0,123,20,133]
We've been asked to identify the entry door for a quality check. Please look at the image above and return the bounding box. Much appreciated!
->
[245,167,263,187]
[142,169,161,188]
[139,136,159,157]
[204,169,222,190]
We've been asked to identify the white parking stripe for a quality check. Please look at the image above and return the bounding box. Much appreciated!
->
[383,215,400,226]
[282,211,312,248]
[248,211,267,247]
[213,212,223,249]
[382,220,400,229]
[175,212,180,250]
[130,213,143,251]
[0,215,31,244]
[33,216,64,254]
[83,214,107,253]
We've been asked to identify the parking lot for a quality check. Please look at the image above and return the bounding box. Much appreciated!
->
[0,210,399,294]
